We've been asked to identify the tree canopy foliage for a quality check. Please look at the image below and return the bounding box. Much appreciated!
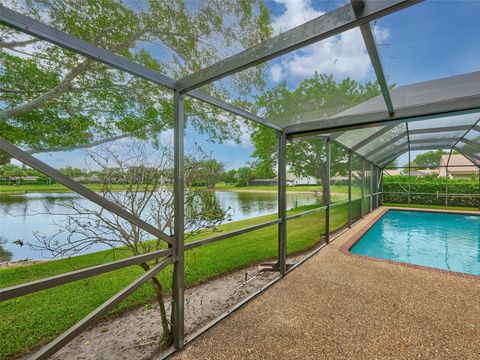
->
[409,150,449,168]
[0,0,272,163]
[251,73,381,202]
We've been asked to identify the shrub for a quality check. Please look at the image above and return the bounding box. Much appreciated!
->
[383,175,479,208]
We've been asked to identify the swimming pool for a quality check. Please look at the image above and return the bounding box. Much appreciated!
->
[350,210,480,276]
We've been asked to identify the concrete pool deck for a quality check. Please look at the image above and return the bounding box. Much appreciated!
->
[172,206,480,359]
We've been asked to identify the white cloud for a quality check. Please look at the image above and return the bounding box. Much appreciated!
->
[224,120,253,150]
[269,0,389,84]
[270,63,283,83]
[224,137,252,150]
[271,0,324,34]
[373,25,389,43]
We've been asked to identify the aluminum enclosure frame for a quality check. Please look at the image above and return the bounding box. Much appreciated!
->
[2,0,480,359]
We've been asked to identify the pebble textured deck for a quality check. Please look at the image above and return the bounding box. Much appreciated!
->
[172,208,480,360]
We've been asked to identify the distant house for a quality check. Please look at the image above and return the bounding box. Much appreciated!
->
[0,175,40,185]
[20,176,39,182]
[73,175,101,183]
[287,172,317,186]
[438,154,479,178]
[410,169,439,177]
[248,178,277,186]
[248,173,318,186]
[383,169,404,176]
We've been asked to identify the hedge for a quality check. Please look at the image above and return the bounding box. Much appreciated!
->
[383,175,479,208]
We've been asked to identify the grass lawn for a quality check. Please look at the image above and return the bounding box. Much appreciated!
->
[0,203,352,358]
[214,183,353,194]
[384,203,479,211]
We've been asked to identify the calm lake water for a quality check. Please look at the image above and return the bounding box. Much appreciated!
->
[0,191,321,261]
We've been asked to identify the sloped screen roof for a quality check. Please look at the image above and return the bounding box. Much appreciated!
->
[1,0,479,169]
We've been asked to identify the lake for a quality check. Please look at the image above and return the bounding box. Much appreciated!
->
[0,191,321,261]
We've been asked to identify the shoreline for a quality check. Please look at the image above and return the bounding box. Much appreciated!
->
[0,187,333,196]
[0,259,44,268]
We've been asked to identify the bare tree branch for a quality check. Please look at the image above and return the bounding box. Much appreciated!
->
[1,38,40,49]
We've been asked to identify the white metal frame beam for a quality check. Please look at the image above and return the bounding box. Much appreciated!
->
[363,132,407,159]
[460,138,480,150]
[349,124,397,151]
[373,143,408,164]
[359,22,394,115]
[409,125,474,134]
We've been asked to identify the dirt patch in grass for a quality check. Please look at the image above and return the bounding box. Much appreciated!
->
[0,259,44,268]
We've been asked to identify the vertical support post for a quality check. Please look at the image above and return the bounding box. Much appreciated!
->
[371,165,375,210]
[360,158,365,218]
[373,166,377,210]
[377,166,380,208]
[369,162,373,212]
[325,139,331,243]
[380,169,384,205]
[277,131,287,275]
[408,150,411,205]
[445,166,449,208]
[348,150,352,228]
[478,168,480,210]
[172,90,185,350]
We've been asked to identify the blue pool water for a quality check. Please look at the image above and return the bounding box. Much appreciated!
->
[350,210,480,276]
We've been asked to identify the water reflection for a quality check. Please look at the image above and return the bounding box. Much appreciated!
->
[0,191,320,260]
[0,236,12,262]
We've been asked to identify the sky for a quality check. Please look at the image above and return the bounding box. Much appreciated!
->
[14,0,480,170]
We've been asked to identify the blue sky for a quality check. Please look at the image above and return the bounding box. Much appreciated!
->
[22,0,480,170]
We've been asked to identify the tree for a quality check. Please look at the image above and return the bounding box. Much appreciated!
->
[188,158,225,189]
[221,169,237,184]
[409,150,448,168]
[235,167,254,187]
[251,161,276,179]
[0,0,272,163]
[31,142,229,347]
[0,164,25,181]
[251,73,381,203]
[60,166,87,178]
[288,138,349,203]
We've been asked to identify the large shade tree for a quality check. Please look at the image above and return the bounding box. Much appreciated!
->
[251,73,381,204]
[0,0,272,164]
[409,150,449,168]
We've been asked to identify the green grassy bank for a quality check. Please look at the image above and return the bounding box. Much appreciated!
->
[0,183,355,195]
[0,203,352,359]
[214,183,353,193]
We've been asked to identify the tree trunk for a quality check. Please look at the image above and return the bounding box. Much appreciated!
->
[317,166,329,205]
[139,262,172,346]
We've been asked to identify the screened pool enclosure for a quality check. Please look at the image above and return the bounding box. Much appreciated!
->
[1,0,480,358]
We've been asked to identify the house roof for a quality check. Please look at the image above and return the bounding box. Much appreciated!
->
[437,154,478,176]
[440,154,475,167]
